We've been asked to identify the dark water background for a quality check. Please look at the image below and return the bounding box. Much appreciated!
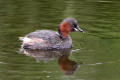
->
[0,0,120,80]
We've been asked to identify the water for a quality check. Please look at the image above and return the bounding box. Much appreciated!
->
[0,0,120,80]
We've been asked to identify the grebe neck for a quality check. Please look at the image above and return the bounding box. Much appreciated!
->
[58,22,71,38]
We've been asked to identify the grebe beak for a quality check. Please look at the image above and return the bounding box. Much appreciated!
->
[75,26,84,33]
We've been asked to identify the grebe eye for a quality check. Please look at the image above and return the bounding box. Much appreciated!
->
[72,24,77,27]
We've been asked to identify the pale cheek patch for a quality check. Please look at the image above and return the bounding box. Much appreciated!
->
[23,37,44,45]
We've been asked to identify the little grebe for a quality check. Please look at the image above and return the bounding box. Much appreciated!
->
[20,18,84,50]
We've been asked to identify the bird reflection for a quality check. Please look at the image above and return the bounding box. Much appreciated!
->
[20,48,82,75]
[59,55,78,75]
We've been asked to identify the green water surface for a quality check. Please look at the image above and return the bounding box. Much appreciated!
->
[0,0,120,80]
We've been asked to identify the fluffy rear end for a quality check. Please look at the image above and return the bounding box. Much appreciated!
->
[19,37,47,49]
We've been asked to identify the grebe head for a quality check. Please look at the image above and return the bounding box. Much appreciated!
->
[59,18,84,37]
